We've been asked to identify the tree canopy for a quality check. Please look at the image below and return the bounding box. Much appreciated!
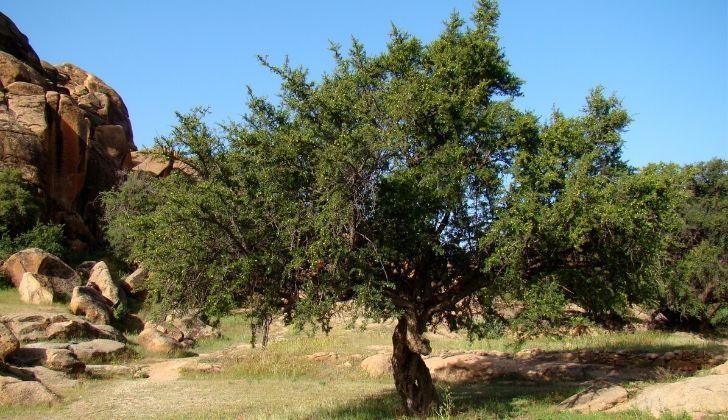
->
[102,1,707,415]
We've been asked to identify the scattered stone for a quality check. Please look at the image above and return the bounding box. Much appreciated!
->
[1,249,80,298]
[0,322,19,362]
[70,286,113,325]
[43,349,85,374]
[137,325,183,354]
[118,313,145,334]
[7,344,84,374]
[18,272,54,305]
[0,373,58,406]
[181,362,221,375]
[611,374,728,418]
[1,313,124,343]
[92,324,126,343]
[349,354,366,362]
[87,261,125,305]
[122,267,148,294]
[559,383,629,413]
[361,353,393,378]
[155,324,184,342]
[305,352,339,363]
[166,314,220,341]
[69,339,130,363]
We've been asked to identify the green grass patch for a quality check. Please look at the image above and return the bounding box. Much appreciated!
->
[0,287,70,314]
[428,329,726,355]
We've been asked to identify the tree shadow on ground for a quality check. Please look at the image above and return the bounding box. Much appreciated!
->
[308,380,582,419]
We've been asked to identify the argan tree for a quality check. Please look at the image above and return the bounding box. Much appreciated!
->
[656,159,728,329]
[104,2,680,415]
[244,3,523,412]
[482,90,684,328]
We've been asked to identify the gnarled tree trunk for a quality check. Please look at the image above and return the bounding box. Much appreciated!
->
[391,315,438,416]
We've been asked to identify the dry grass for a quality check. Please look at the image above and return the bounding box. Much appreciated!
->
[0,287,70,315]
[1,291,725,419]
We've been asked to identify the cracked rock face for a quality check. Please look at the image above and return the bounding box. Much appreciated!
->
[0,12,136,244]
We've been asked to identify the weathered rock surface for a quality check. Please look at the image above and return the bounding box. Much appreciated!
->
[7,342,84,374]
[136,325,184,354]
[559,383,629,413]
[42,349,85,374]
[18,272,54,305]
[70,286,113,325]
[361,353,393,378]
[21,366,79,394]
[165,314,220,341]
[1,248,80,298]
[711,360,728,375]
[69,339,130,363]
[85,364,147,379]
[0,13,45,76]
[0,373,58,406]
[131,150,193,177]
[305,352,339,363]
[418,349,722,384]
[611,374,728,418]
[0,12,136,243]
[87,261,125,306]
[0,313,124,343]
[0,322,19,362]
[74,260,97,281]
[156,323,184,342]
[122,266,148,295]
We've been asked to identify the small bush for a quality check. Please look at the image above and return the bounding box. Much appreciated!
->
[0,168,66,260]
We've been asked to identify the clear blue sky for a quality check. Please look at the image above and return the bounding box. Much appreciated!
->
[3,1,727,167]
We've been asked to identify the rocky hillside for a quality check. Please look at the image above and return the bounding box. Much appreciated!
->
[0,12,135,247]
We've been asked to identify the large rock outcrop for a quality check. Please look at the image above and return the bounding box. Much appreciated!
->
[0,12,135,244]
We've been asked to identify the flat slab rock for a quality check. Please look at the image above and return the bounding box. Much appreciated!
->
[18,366,79,394]
[610,374,728,418]
[559,383,628,413]
[0,372,58,406]
[0,313,125,343]
[69,339,130,363]
[85,364,147,379]
[6,344,85,375]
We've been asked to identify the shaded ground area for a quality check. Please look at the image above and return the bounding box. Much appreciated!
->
[1,296,726,419]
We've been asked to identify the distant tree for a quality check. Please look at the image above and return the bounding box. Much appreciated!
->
[0,167,64,261]
[656,159,728,330]
[0,167,42,238]
[103,2,682,415]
